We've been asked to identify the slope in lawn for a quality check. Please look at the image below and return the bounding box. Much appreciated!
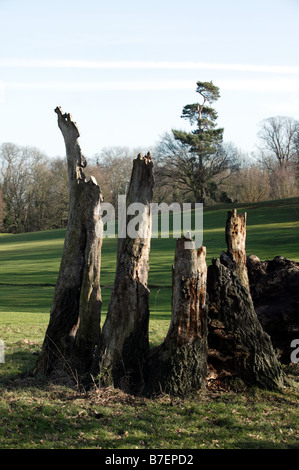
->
[0,197,298,331]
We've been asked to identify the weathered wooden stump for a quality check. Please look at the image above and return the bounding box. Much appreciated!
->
[95,153,154,393]
[145,238,208,396]
[207,210,285,389]
[247,255,299,363]
[220,208,249,290]
[35,108,103,376]
[36,108,289,397]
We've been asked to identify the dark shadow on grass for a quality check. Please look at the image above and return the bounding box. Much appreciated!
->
[0,350,39,385]
[1,392,296,449]
[230,438,298,450]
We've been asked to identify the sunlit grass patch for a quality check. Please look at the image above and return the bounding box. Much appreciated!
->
[0,198,299,448]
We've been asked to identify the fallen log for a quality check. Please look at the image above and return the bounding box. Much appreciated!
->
[247,254,299,363]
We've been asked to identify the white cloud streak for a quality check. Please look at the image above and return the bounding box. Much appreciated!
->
[1,59,299,75]
[4,79,299,93]
[5,80,194,91]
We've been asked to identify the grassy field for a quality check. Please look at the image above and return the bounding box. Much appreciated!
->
[0,197,299,449]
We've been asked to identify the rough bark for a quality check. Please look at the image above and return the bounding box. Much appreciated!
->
[247,255,299,363]
[220,209,249,290]
[95,153,154,393]
[35,107,103,376]
[207,210,285,389]
[33,107,290,397]
[145,238,208,396]
[207,258,285,389]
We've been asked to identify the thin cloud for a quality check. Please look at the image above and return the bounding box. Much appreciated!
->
[219,79,299,93]
[3,78,299,93]
[4,80,194,91]
[1,59,299,75]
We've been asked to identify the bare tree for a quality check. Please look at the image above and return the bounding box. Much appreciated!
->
[155,133,240,203]
[269,165,299,199]
[227,165,271,203]
[0,187,5,232]
[89,147,134,208]
[257,116,299,170]
[0,143,43,232]
[0,143,70,232]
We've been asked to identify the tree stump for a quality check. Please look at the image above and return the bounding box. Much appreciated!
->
[145,238,208,396]
[35,108,103,376]
[247,255,299,363]
[95,153,154,393]
[35,108,289,397]
[207,210,285,390]
[220,209,249,290]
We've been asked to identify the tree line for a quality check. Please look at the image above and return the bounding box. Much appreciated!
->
[1,81,299,234]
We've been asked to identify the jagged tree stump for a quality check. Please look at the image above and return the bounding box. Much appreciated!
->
[35,107,289,397]
[35,107,103,376]
[220,208,249,290]
[145,238,208,396]
[95,153,154,393]
[207,209,284,389]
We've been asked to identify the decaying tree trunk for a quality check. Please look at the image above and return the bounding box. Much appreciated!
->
[95,153,154,393]
[207,210,284,389]
[220,208,249,290]
[145,238,208,396]
[247,255,299,363]
[35,107,289,397]
[35,107,103,376]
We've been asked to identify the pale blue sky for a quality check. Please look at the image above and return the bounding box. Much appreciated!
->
[0,0,299,158]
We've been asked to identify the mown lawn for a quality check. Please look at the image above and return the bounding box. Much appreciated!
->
[0,197,299,449]
[0,380,298,449]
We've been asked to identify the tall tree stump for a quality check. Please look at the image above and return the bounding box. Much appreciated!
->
[220,209,250,290]
[35,107,103,376]
[207,210,284,389]
[145,238,208,396]
[95,153,154,393]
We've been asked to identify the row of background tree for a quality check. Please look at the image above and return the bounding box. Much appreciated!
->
[0,81,299,234]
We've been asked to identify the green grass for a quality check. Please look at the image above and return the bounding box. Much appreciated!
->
[0,197,298,288]
[0,197,299,449]
[0,383,298,449]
